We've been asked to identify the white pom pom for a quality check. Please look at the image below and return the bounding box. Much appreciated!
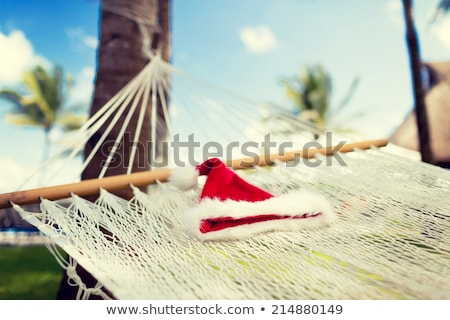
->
[169,166,199,191]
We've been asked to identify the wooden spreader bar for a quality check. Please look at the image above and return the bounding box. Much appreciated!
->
[0,139,388,209]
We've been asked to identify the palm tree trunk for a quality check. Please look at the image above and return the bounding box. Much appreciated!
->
[57,0,170,300]
[158,0,171,63]
[39,126,52,185]
[82,0,162,200]
[402,0,434,164]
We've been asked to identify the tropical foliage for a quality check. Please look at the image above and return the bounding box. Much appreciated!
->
[278,64,360,137]
[280,64,331,128]
[432,0,450,22]
[0,65,87,161]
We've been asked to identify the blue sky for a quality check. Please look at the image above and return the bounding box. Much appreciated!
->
[0,0,449,191]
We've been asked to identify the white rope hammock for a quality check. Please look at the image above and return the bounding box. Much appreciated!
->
[3,55,450,300]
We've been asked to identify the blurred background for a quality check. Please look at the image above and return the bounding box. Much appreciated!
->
[0,0,449,299]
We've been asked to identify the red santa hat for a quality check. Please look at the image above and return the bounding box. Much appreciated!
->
[170,158,336,241]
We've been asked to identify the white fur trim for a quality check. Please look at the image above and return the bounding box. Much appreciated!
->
[183,190,336,241]
[169,166,199,191]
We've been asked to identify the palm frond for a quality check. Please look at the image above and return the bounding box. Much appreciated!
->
[0,89,26,111]
[278,64,360,135]
[56,112,88,131]
[22,70,54,124]
[431,0,450,23]
[5,113,41,127]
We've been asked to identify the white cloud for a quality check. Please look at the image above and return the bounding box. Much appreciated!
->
[386,0,404,28]
[430,19,450,51]
[0,30,50,85]
[66,27,98,50]
[0,156,34,192]
[66,66,96,109]
[239,25,278,53]
[386,0,402,13]
[82,35,98,49]
[0,154,84,193]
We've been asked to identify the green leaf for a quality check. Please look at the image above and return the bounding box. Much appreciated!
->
[56,112,88,131]
[23,70,54,124]
[5,113,41,127]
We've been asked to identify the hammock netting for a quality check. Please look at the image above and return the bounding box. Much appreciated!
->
[10,56,450,300]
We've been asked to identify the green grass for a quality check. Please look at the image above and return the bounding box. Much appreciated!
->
[0,245,65,299]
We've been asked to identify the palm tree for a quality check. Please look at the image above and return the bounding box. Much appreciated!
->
[279,64,360,138]
[81,0,170,200]
[0,65,87,163]
[57,0,171,300]
[280,64,331,129]
[401,0,434,164]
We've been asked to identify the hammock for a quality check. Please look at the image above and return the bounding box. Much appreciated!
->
[2,55,449,300]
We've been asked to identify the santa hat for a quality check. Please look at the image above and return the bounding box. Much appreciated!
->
[170,158,336,241]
